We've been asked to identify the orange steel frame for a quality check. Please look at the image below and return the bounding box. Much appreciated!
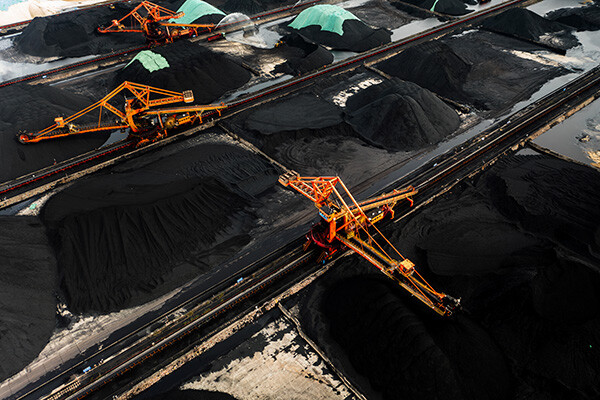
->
[279,171,460,316]
[280,173,414,242]
[97,1,215,42]
[18,81,226,144]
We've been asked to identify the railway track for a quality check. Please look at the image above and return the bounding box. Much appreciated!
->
[67,248,318,400]
[0,0,533,210]
[8,237,316,400]
[400,64,600,198]
[0,0,323,89]
[10,49,600,400]
[2,0,591,397]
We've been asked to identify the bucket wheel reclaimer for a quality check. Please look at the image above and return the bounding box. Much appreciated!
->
[17,81,226,146]
[279,171,461,316]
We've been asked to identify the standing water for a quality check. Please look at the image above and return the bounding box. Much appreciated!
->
[522,5,600,169]
[533,96,600,169]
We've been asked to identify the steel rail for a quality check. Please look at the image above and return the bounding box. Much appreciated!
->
[12,237,307,400]
[406,66,600,193]
[0,0,529,205]
[0,0,324,88]
[43,67,600,400]
[8,44,599,400]
[63,250,315,400]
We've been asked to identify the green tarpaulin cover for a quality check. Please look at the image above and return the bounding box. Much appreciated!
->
[289,5,359,36]
[172,0,225,25]
[125,50,170,72]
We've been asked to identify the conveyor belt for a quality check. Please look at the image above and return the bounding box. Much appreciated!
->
[0,0,533,209]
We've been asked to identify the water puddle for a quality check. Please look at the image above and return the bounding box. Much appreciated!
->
[391,18,442,41]
[514,29,600,167]
[509,72,580,115]
[220,74,294,103]
[0,42,97,83]
[225,25,283,49]
[533,96,600,169]
[527,0,586,16]
[331,50,357,62]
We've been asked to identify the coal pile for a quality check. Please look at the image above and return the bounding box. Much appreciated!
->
[310,154,600,399]
[14,2,145,58]
[392,155,600,312]
[451,33,567,111]
[115,41,251,104]
[288,5,390,52]
[245,93,343,136]
[44,177,247,313]
[377,42,472,104]
[345,78,460,151]
[167,0,226,25]
[273,33,334,76]
[376,32,567,111]
[241,78,460,154]
[547,5,600,31]
[294,154,600,400]
[291,20,391,52]
[323,276,514,400]
[481,8,579,51]
[488,156,600,262]
[42,142,278,313]
[0,83,106,183]
[0,217,56,382]
[240,92,357,155]
[393,0,468,16]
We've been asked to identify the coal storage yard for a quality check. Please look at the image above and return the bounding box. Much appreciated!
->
[0,0,600,399]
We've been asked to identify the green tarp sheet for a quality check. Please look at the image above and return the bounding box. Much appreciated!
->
[289,5,359,36]
[171,0,225,25]
[125,50,170,72]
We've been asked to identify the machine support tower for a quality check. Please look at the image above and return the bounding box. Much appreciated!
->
[279,171,460,316]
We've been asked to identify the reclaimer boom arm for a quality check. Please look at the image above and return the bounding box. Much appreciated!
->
[97,1,215,42]
[279,171,460,316]
[17,81,226,145]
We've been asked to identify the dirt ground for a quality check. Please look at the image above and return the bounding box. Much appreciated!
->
[180,316,354,400]
[0,0,596,394]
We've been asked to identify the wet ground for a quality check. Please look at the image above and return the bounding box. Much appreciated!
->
[534,96,600,168]
[1,0,600,398]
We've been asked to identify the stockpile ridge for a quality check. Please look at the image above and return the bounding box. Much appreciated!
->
[288,5,390,52]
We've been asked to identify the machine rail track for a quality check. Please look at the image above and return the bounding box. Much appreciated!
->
[0,46,149,89]
[67,250,317,400]
[0,0,531,209]
[4,0,591,397]
[401,65,600,197]
[8,237,312,400]
[13,51,600,400]
[0,0,323,89]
